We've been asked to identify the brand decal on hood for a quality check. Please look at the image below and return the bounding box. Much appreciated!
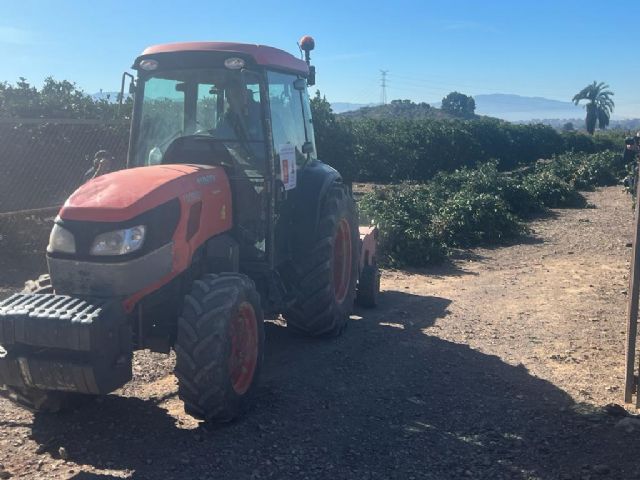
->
[197,174,215,185]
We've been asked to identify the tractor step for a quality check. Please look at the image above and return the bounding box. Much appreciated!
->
[0,293,132,394]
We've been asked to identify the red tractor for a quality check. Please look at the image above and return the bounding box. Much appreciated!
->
[0,37,379,421]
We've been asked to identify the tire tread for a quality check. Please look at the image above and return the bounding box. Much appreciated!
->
[175,273,264,422]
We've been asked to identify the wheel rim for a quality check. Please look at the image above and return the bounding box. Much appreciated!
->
[229,301,259,395]
[333,218,353,304]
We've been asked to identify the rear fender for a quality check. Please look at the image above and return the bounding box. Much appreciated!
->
[282,160,342,257]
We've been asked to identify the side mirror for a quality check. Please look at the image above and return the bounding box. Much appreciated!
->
[119,72,135,109]
[293,78,306,91]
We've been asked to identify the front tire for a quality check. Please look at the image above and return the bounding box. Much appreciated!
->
[285,184,359,336]
[174,273,264,422]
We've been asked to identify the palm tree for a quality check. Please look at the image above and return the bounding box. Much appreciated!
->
[572,81,614,134]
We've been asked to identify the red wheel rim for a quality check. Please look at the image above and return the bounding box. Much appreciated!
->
[333,218,352,304]
[229,301,258,395]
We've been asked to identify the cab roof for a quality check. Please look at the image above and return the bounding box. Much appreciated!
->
[137,42,309,76]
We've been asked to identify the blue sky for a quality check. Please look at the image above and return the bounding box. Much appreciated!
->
[1,0,639,117]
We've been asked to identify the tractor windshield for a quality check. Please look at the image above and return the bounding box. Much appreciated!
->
[132,68,266,171]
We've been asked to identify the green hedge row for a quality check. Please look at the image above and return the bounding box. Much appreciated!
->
[311,97,624,183]
[331,118,622,183]
[360,150,625,266]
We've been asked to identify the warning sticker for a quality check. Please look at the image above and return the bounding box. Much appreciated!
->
[279,144,297,190]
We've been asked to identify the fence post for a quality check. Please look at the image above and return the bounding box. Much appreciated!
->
[625,159,640,404]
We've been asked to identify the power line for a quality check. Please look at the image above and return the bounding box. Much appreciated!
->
[380,70,389,105]
[369,71,593,105]
[387,72,582,101]
[388,73,481,91]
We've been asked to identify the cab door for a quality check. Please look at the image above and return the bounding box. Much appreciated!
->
[267,71,316,191]
[266,71,317,266]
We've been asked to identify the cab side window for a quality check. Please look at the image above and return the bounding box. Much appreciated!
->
[267,71,311,167]
[196,83,219,132]
[300,88,317,158]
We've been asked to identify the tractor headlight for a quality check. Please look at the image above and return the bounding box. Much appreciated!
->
[47,224,76,254]
[90,225,146,256]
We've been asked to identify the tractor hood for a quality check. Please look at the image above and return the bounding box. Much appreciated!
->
[60,164,227,222]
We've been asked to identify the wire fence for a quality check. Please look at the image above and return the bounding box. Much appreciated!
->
[0,119,130,214]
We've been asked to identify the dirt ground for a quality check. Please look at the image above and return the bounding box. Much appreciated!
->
[1,186,640,479]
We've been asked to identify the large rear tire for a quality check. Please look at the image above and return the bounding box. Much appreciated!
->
[0,275,95,413]
[284,184,359,336]
[174,273,264,422]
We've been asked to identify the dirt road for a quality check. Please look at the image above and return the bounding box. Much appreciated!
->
[1,186,639,479]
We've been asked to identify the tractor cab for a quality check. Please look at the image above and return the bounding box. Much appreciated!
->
[127,42,317,264]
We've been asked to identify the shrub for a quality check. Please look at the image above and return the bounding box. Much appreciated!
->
[499,177,545,216]
[360,162,528,266]
[434,190,524,247]
[535,150,622,191]
[359,150,624,267]
[429,161,505,199]
[521,172,586,208]
[431,161,543,216]
[571,152,620,189]
[359,184,448,267]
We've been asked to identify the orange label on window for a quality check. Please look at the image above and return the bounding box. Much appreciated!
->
[279,144,297,190]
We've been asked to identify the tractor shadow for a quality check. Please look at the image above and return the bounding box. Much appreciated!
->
[30,289,640,479]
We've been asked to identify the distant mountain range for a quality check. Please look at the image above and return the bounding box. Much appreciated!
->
[332,94,638,124]
[473,94,585,121]
[330,94,586,121]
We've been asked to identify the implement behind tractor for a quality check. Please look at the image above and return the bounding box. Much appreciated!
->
[0,37,379,421]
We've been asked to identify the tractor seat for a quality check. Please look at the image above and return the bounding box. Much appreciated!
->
[162,135,235,166]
